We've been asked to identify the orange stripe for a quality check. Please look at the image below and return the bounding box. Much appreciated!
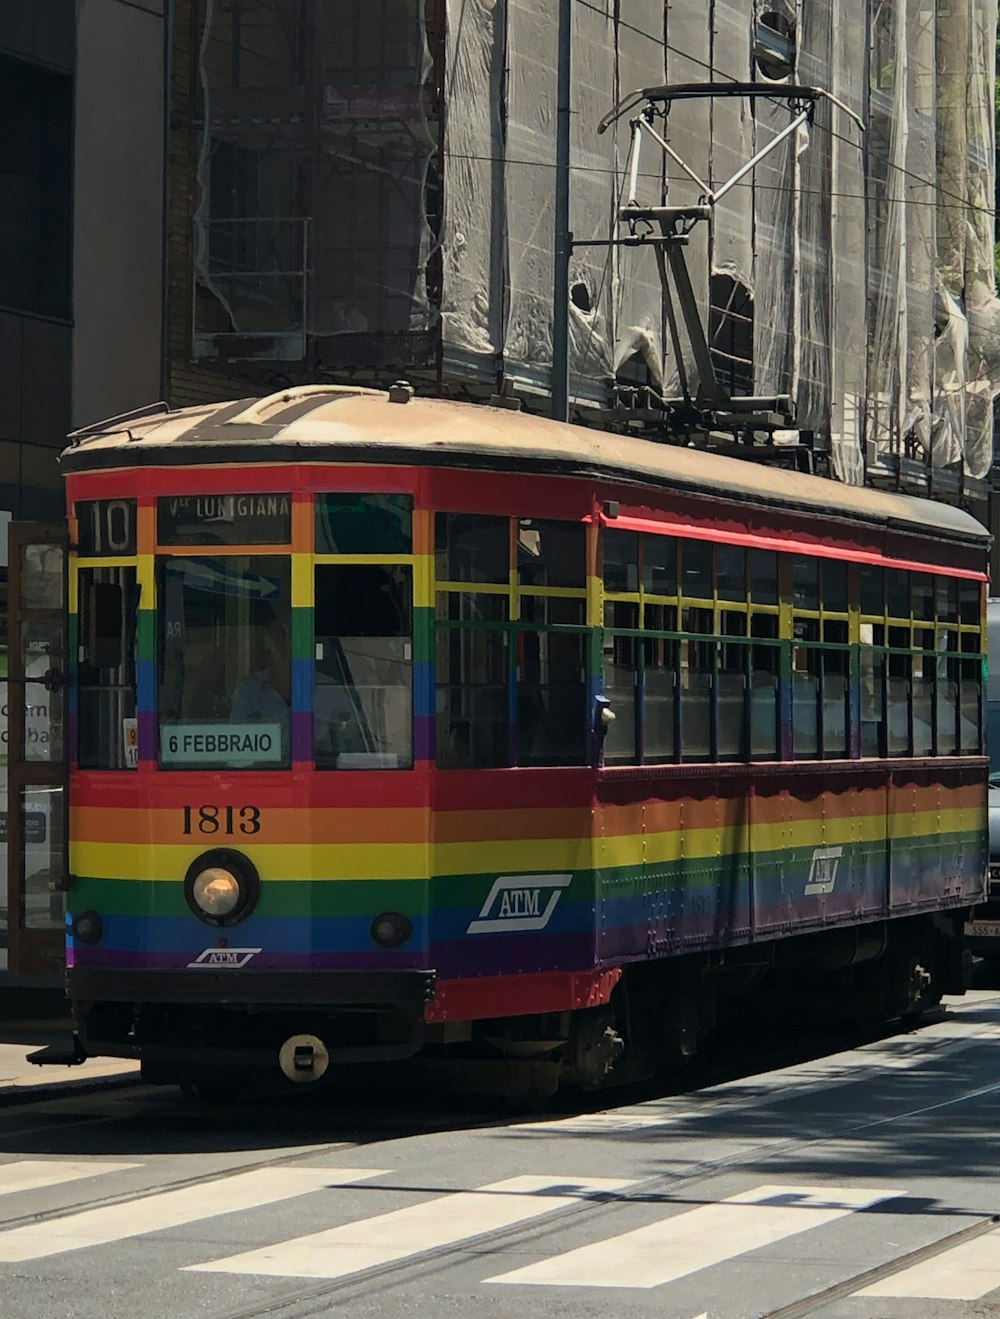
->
[434,807,592,844]
[70,805,430,847]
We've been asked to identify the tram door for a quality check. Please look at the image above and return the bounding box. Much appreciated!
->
[5,523,68,975]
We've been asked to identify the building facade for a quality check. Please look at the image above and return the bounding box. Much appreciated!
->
[0,0,164,980]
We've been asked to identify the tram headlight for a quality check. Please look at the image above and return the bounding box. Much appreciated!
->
[184,849,260,927]
[71,911,103,945]
[192,868,241,918]
[370,911,413,948]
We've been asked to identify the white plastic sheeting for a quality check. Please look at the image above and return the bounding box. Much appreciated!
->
[190,1,1000,481]
[441,0,1000,479]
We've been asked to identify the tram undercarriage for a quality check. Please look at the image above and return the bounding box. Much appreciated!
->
[69,912,971,1101]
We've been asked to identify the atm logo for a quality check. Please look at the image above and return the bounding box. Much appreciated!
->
[187,948,261,969]
[466,874,572,934]
[804,846,843,896]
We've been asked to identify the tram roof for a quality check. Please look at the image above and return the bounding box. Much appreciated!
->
[63,386,988,545]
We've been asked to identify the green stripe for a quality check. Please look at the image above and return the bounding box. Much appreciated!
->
[70,826,982,919]
[137,610,155,662]
[70,874,428,919]
[413,605,434,664]
[291,606,312,658]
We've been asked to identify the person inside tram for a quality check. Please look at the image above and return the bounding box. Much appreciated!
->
[230,602,291,747]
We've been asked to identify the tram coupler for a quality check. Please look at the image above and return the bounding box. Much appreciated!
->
[26,1033,88,1068]
[278,1033,331,1084]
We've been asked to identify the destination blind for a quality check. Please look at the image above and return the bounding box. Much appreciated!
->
[158,494,292,546]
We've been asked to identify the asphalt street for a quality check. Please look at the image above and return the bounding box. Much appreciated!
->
[1,993,1000,1319]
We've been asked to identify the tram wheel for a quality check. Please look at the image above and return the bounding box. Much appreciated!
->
[661,994,701,1070]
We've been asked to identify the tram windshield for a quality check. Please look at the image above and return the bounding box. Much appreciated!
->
[157,556,291,769]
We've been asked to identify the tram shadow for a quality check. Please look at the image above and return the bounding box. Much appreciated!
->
[0,1057,529,1159]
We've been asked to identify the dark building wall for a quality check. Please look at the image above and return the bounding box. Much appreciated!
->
[73,0,165,429]
[0,3,75,521]
[0,0,166,519]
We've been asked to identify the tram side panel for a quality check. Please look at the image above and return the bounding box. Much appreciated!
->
[427,768,597,987]
[750,773,890,938]
[593,773,752,962]
[886,766,986,913]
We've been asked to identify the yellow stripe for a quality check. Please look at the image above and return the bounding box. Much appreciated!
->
[136,553,155,601]
[74,556,137,569]
[70,840,431,883]
[71,808,981,883]
[291,553,312,608]
[434,838,594,875]
[414,553,434,609]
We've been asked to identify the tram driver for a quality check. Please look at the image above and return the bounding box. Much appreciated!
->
[230,603,292,753]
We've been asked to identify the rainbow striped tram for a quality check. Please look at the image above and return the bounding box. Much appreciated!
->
[61,386,988,1097]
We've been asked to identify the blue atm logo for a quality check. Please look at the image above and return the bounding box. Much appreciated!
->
[466,874,572,934]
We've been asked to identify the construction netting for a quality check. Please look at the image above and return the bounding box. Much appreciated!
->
[190,0,1000,481]
[442,0,1000,479]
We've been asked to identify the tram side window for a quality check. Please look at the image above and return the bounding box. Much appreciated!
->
[314,565,413,769]
[77,568,139,769]
[436,592,509,769]
[435,512,588,768]
[315,493,412,554]
[517,596,587,766]
[436,513,508,583]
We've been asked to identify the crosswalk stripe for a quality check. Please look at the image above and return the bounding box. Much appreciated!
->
[855,1229,1000,1301]
[515,1113,691,1134]
[0,1161,142,1198]
[0,1167,386,1264]
[186,1174,634,1280]
[487,1184,902,1289]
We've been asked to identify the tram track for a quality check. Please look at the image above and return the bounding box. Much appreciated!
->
[759,1211,1000,1318]
[1,995,998,1291]
[189,1063,1000,1319]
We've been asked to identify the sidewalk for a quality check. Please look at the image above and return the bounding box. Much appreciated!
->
[0,1027,140,1104]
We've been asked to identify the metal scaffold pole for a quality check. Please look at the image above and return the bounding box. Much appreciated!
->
[551,0,572,423]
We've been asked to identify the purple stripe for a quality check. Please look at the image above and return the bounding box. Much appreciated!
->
[291,708,312,762]
[414,715,435,762]
[138,709,158,761]
[428,930,595,978]
[71,947,430,971]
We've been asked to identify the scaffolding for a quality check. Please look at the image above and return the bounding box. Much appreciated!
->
[181,0,1000,493]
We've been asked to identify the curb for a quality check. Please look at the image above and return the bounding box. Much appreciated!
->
[0,1069,144,1109]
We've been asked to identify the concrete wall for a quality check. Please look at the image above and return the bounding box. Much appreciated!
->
[72,0,165,429]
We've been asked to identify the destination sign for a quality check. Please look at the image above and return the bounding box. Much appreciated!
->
[157,494,291,546]
[160,722,284,766]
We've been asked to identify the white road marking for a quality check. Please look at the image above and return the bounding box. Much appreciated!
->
[0,1160,141,1197]
[856,1229,1000,1300]
[515,1112,691,1134]
[488,1184,901,1289]
[0,1167,385,1263]
[187,1175,634,1280]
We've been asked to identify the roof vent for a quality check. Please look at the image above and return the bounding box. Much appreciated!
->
[388,380,414,404]
[488,379,523,411]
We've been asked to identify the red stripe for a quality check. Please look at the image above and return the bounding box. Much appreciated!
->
[601,513,987,580]
[69,767,435,810]
[425,967,621,1022]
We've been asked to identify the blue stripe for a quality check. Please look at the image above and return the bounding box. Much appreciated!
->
[67,911,430,956]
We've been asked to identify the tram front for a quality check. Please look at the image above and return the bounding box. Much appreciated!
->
[64,451,436,1092]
